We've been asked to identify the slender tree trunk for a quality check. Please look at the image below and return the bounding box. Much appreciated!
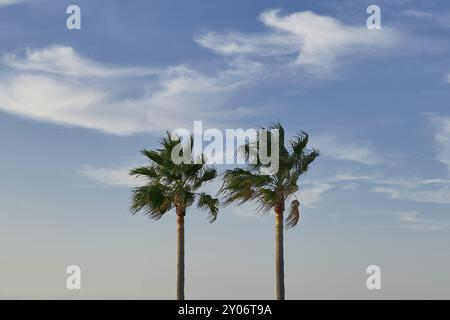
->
[275,205,285,300]
[176,207,185,300]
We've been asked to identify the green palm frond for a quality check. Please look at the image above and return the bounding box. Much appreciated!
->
[141,149,166,167]
[256,188,279,213]
[197,193,219,223]
[130,183,173,220]
[268,121,285,145]
[129,165,158,180]
[290,132,309,156]
[220,168,273,206]
[296,149,320,175]
[192,166,217,190]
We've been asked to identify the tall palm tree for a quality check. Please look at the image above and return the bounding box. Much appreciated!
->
[129,133,219,300]
[220,123,319,300]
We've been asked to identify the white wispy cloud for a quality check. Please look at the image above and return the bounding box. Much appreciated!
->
[196,9,399,76]
[3,46,161,77]
[369,120,450,204]
[312,135,385,165]
[375,177,450,188]
[373,186,450,204]
[430,115,450,172]
[296,182,333,208]
[195,31,299,57]
[0,0,25,7]
[330,174,372,182]
[391,211,450,231]
[401,9,450,28]
[305,172,450,206]
[290,173,372,208]
[394,211,422,223]
[0,9,403,135]
[0,46,262,135]
[79,165,140,187]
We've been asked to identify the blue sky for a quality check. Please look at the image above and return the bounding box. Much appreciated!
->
[0,0,450,299]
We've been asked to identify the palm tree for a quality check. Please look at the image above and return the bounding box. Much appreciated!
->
[129,133,219,300]
[220,123,319,300]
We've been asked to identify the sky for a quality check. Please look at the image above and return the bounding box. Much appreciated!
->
[0,0,450,299]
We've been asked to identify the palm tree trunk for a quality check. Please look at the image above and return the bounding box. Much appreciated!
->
[275,205,285,300]
[176,208,185,300]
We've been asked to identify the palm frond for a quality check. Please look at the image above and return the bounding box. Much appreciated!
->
[298,149,320,173]
[130,184,173,220]
[197,193,219,223]
[290,132,309,155]
[129,166,158,180]
[192,166,217,190]
[285,199,300,229]
[141,149,165,167]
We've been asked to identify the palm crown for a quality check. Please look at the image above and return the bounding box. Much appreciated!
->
[130,132,219,222]
[221,122,319,228]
